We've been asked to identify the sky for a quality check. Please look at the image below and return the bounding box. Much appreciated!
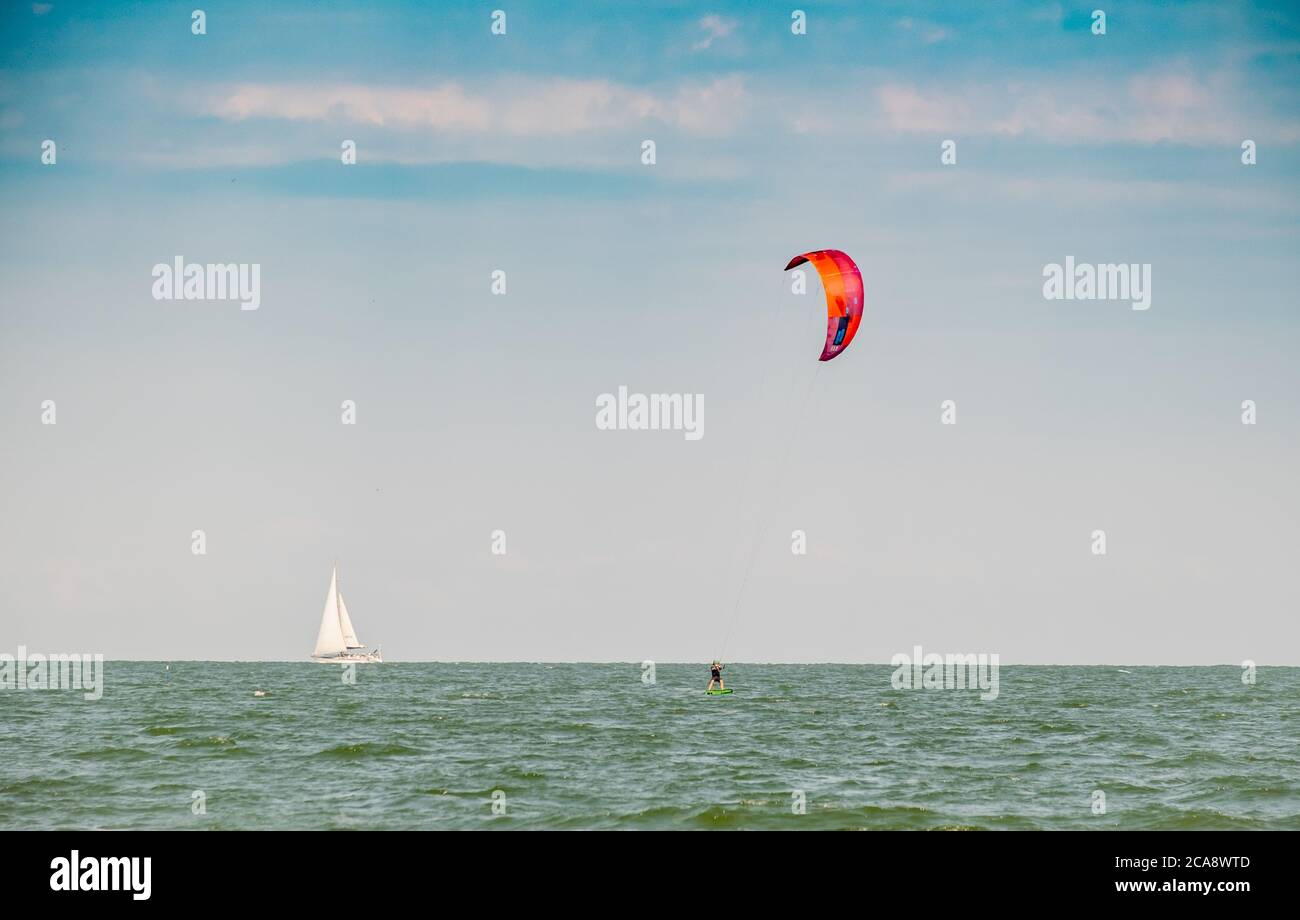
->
[1,1,1297,663]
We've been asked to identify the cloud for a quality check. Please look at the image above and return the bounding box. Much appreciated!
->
[212,83,491,131]
[154,75,750,174]
[1027,3,1065,27]
[884,169,1297,215]
[31,3,53,13]
[876,84,969,134]
[207,76,748,139]
[871,67,1299,145]
[897,17,953,45]
[692,14,738,52]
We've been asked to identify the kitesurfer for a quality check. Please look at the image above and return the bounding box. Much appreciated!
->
[707,661,725,691]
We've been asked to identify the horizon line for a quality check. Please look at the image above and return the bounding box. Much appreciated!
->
[49,658,1297,668]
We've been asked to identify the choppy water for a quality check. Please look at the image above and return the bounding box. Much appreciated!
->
[1,663,1296,830]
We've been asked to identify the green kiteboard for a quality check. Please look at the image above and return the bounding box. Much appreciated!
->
[706,688,734,695]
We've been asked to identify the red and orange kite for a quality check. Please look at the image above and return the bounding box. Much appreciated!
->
[784,249,864,361]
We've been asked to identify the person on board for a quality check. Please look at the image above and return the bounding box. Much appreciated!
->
[707,661,725,691]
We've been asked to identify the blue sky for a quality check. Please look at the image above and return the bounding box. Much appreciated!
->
[1,1,1298,662]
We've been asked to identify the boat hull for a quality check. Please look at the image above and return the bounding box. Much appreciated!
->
[310,652,383,664]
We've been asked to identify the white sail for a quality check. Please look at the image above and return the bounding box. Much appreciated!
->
[312,566,348,658]
[338,593,362,649]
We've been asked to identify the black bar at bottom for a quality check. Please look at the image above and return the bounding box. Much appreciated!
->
[3,830,1278,904]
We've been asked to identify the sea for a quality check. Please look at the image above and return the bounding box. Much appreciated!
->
[2,663,1296,830]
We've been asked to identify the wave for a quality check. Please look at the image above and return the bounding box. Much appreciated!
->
[314,742,421,759]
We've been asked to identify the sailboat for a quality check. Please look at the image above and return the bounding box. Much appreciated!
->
[311,564,382,663]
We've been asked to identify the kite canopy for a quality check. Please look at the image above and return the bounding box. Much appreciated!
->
[784,249,863,361]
